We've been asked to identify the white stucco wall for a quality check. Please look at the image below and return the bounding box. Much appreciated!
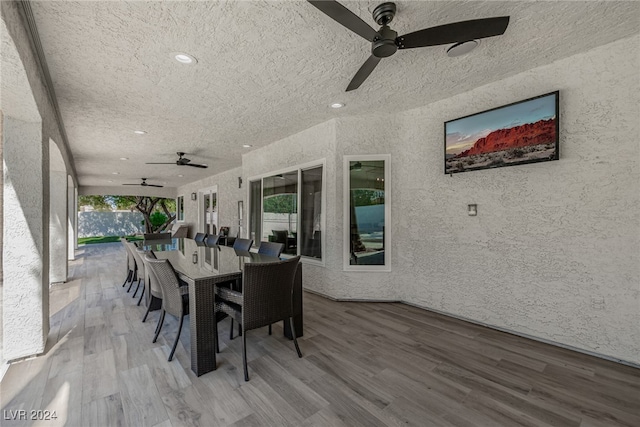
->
[2,116,47,360]
[396,35,639,365]
[49,170,67,283]
[77,211,144,238]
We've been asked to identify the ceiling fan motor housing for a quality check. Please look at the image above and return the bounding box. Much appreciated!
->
[372,26,398,57]
[373,2,396,26]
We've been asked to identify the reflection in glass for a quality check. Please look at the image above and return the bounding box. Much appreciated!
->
[177,196,184,221]
[263,171,298,255]
[249,180,262,246]
[300,166,322,259]
[349,160,385,265]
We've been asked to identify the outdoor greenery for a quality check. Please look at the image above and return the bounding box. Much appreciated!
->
[78,235,143,245]
[352,189,385,207]
[78,195,176,233]
[263,194,297,213]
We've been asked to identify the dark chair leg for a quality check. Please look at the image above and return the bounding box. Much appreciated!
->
[268,324,272,335]
[136,282,145,306]
[242,332,249,381]
[127,271,137,292]
[168,314,185,361]
[153,310,165,343]
[289,317,302,358]
[122,270,132,287]
[132,279,141,298]
[142,297,153,322]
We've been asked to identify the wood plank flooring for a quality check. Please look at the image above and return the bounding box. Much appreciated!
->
[1,242,639,426]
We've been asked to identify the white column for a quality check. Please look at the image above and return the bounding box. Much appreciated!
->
[2,116,48,360]
[67,177,76,260]
[49,169,67,283]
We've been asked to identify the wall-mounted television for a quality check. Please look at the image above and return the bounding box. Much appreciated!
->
[445,91,559,174]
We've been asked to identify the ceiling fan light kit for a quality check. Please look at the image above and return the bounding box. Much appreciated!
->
[447,40,479,57]
[307,0,509,91]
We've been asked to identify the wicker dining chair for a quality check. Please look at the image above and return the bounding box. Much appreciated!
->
[144,257,190,361]
[140,251,160,323]
[194,232,207,243]
[215,256,302,381]
[128,243,147,303]
[205,234,220,246]
[120,238,135,288]
[123,241,140,293]
[257,241,284,258]
[232,238,253,252]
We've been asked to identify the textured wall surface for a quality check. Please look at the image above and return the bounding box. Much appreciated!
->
[395,35,639,364]
[2,117,46,361]
[78,212,144,238]
[49,170,67,282]
[177,167,244,239]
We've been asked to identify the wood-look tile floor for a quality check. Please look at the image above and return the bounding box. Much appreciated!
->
[1,243,639,427]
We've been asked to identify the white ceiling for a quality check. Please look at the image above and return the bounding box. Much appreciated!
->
[28,0,640,190]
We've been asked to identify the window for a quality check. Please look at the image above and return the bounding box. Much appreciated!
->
[248,160,325,262]
[176,196,184,221]
[263,171,298,255]
[344,155,390,271]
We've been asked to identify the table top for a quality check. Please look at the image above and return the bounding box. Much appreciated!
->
[141,237,281,281]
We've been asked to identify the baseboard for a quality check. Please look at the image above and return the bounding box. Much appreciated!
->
[302,289,640,369]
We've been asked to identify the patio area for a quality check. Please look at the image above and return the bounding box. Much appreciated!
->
[1,242,638,426]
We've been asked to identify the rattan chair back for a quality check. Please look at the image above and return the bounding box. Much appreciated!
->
[128,242,145,279]
[233,238,254,252]
[205,234,220,246]
[257,241,284,257]
[141,251,162,298]
[122,239,136,270]
[145,258,186,318]
[242,256,300,330]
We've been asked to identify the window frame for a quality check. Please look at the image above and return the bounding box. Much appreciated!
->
[247,158,326,266]
[343,154,391,272]
[176,195,185,222]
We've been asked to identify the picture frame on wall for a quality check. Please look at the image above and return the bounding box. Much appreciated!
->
[444,91,559,174]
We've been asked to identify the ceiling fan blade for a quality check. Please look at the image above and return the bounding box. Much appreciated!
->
[185,163,208,168]
[307,0,378,42]
[147,184,164,188]
[346,55,381,92]
[397,16,509,49]
[122,184,139,185]
[145,162,176,165]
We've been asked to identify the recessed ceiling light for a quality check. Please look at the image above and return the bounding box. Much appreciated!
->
[120,157,129,160]
[242,144,252,148]
[108,180,113,183]
[178,174,184,177]
[133,130,146,135]
[331,103,345,109]
[174,53,197,64]
[447,40,479,57]
[112,172,119,175]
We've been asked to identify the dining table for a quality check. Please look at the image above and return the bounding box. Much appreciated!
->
[141,237,303,376]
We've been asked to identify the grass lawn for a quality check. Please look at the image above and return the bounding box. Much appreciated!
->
[78,235,143,245]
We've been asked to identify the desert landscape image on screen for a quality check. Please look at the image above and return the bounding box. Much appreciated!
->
[445,92,558,174]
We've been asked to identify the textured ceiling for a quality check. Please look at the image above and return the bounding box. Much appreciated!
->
[28,0,640,190]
